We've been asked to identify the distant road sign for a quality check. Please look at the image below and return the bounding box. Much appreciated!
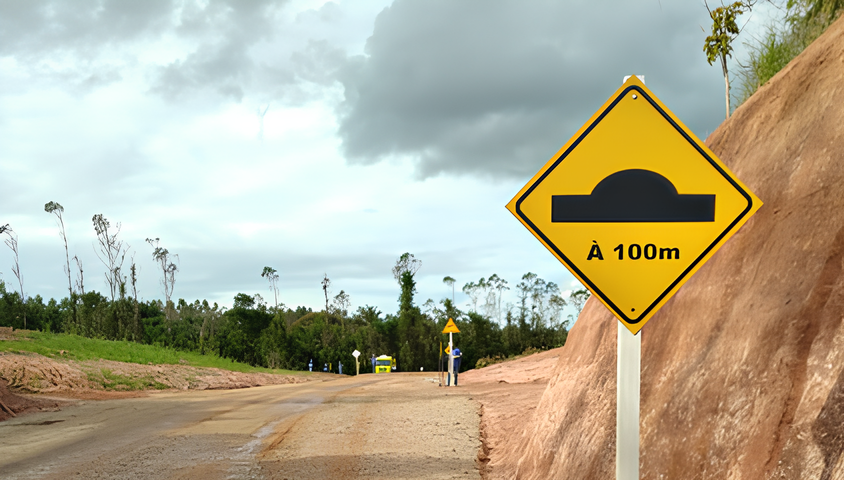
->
[442,318,460,334]
[352,350,360,358]
[507,76,761,334]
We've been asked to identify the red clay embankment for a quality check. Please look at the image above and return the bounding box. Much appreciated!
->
[475,14,844,480]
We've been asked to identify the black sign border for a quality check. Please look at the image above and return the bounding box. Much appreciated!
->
[515,85,753,326]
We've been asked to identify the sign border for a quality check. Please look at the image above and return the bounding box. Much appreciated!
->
[514,84,753,325]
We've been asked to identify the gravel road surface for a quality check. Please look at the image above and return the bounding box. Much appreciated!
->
[0,373,480,479]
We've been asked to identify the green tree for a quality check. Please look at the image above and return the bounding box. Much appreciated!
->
[392,252,421,284]
[568,288,591,318]
[217,293,274,365]
[442,276,456,304]
[394,254,437,372]
[458,311,503,372]
[259,313,287,368]
[704,1,752,119]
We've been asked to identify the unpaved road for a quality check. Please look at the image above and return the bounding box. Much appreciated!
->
[0,373,481,479]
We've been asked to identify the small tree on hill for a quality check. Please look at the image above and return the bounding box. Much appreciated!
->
[704,1,753,119]
[146,238,178,322]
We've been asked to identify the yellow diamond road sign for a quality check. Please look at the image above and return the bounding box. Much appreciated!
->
[506,76,762,335]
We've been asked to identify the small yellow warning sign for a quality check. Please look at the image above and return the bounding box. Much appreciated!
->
[442,318,460,334]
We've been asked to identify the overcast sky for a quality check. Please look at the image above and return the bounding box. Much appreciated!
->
[0,0,780,319]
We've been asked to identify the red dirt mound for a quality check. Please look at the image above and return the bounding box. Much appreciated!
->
[497,13,844,480]
[0,378,65,421]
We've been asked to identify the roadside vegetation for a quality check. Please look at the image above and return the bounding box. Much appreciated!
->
[0,330,298,375]
[735,0,843,106]
[87,369,169,391]
[2,203,589,378]
[0,258,588,375]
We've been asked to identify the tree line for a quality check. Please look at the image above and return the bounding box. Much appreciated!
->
[1,204,589,373]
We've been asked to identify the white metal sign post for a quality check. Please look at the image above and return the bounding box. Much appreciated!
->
[617,315,641,479]
[448,332,453,385]
[442,318,460,386]
[352,349,361,376]
[615,75,642,480]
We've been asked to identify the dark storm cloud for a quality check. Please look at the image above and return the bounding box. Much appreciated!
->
[0,0,309,102]
[334,0,727,179]
[0,0,173,56]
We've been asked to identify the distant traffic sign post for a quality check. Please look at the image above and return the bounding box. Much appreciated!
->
[442,318,460,387]
[352,349,361,375]
[506,75,761,478]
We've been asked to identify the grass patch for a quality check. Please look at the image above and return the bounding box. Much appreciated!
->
[737,5,843,107]
[87,369,169,391]
[0,330,303,376]
[474,347,546,369]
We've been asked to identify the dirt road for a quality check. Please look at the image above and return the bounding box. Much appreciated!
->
[0,373,481,479]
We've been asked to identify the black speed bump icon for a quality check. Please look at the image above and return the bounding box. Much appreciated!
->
[551,169,715,223]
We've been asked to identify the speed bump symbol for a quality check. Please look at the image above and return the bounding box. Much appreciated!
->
[551,169,715,223]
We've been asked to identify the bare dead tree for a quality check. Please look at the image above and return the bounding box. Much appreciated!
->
[261,266,280,308]
[44,201,76,324]
[92,214,129,302]
[332,289,350,328]
[129,257,140,340]
[146,238,179,321]
[1,225,26,329]
[321,274,331,312]
[73,255,85,295]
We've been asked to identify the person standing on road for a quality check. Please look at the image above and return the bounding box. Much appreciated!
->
[309,359,313,372]
[452,348,462,386]
[371,354,376,373]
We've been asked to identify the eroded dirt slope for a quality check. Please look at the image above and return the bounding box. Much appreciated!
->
[0,350,311,421]
[508,13,844,480]
[460,348,561,480]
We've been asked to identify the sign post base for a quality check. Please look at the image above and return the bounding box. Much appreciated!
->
[617,322,640,480]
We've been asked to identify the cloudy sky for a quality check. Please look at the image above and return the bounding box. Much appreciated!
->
[0,0,780,319]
